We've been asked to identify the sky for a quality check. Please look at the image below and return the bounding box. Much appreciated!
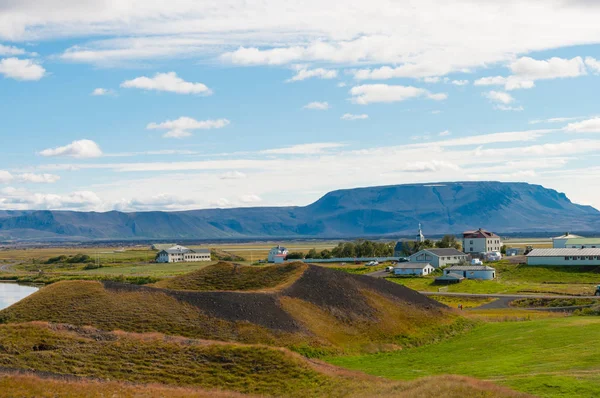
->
[2,0,600,212]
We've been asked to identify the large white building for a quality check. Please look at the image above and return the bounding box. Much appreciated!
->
[393,262,435,276]
[527,248,600,266]
[268,245,288,263]
[409,248,468,269]
[443,265,496,280]
[564,238,600,249]
[552,233,582,248]
[156,245,211,263]
[462,228,503,254]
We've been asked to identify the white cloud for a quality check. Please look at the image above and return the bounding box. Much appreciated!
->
[564,117,600,133]
[0,58,45,81]
[439,130,451,137]
[585,57,600,74]
[529,116,585,125]
[0,171,13,183]
[287,68,337,82]
[121,72,212,95]
[402,160,460,173]
[451,80,469,86]
[261,143,345,155]
[91,88,113,96]
[39,140,103,158]
[341,113,369,120]
[350,84,447,105]
[337,82,347,88]
[114,194,196,211]
[303,101,330,110]
[484,90,514,105]
[474,76,535,91]
[219,171,247,180]
[0,188,103,211]
[0,44,26,56]
[353,64,455,80]
[510,56,587,80]
[147,116,230,138]
[239,194,262,204]
[17,173,60,183]
[495,105,524,112]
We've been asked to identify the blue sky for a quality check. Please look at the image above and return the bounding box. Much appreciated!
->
[2,0,600,211]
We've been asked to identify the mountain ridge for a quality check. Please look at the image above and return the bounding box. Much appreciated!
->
[0,181,598,240]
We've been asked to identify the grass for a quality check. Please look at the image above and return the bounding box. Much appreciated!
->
[154,262,307,291]
[0,281,297,346]
[385,261,600,296]
[510,297,598,308]
[0,322,530,398]
[328,317,600,397]
[429,295,496,309]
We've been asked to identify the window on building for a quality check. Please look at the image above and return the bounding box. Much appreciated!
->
[565,256,570,260]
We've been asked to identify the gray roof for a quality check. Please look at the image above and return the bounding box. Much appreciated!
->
[445,265,496,271]
[394,262,433,269]
[418,248,467,257]
[160,245,194,254]
[527,248,600,257]
[435,273,465,281]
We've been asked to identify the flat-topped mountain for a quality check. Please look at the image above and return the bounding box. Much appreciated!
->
[0,181,598,240]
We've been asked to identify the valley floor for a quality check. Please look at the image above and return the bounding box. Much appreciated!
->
[328,317,600,398]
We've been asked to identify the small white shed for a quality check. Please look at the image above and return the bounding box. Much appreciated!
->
[393,262,435,276]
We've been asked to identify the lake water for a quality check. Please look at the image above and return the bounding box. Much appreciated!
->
[0,283,39,311]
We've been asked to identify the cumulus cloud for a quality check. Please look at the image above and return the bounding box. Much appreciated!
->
[91,88,113,96]
[451,80,469,86]
[287,68,337,82]
[438,130,451,137]
[219,171,247,180]
[114,194,197,211]
[341,113,369,120]
[0,188,103,210]
[564,117,600,133]
[484,90,514,105]
[585,57,600,74]
[510,56,587,80]
[17,173,61,183]
[0,171,13,183]
[121,72,212,95]
[147,116,230,138]
[402,160,460,173]
[350,84,447,105]
[0,44,26,56]
[0,58,45,81]
[239,194,262,204]
[39,140,103,158]
[303,101,330,110]
[261,142,345,155]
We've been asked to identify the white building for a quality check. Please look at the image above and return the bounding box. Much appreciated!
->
[564,238,600,249]
[444,265,496,280]
[156,245,211,263]
[393,262,435,276]
[552,233,582,248]
[527,248,600,266]
[268,245,288,263]
[409,248,468,269]
[416,223,425,243]
[462,228,503,254]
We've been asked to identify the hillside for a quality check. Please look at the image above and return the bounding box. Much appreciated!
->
[0,323,530,398]
[0,181,598,240]
[0,264,468,354]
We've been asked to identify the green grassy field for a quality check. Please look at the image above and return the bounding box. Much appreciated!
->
[386,261,600,296]
[328,317,600,397]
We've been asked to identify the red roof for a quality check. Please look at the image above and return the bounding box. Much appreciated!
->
[463,228,500,239]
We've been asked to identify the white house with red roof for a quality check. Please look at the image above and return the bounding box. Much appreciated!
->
[462,228,503,254]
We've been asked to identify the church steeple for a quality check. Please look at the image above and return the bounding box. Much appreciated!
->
[417,223,425,243]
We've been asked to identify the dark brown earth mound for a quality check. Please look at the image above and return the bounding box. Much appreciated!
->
[154,261,306,291]
[0,263,466,353]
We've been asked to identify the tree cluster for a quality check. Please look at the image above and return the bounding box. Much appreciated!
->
[303,240,394,259]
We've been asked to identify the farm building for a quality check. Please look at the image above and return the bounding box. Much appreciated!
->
[409,248,468,269]
[393,262,435,276]
[526,248,600,266]
[564,238,600,249]
[462,228,502,254]
[156,245,211,263]
[443,265,496,280]
[268,245,288,263]
[552,233,582,248]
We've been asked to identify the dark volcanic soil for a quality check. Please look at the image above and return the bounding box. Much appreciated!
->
[102,264,445,333]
